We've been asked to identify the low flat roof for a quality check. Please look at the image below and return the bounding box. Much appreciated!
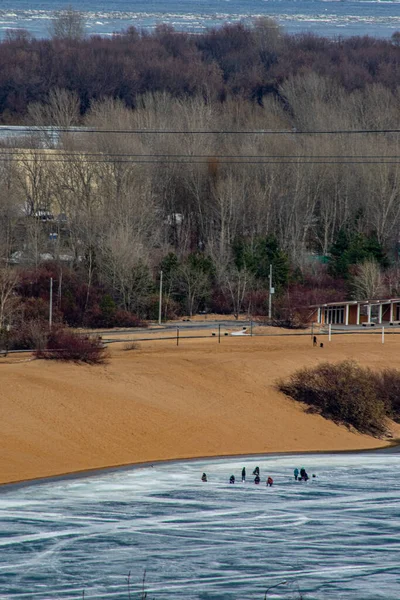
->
[310,298,400,308]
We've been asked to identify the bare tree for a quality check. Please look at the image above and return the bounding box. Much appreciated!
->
[27,88,81,148]
[352,260,384,300]
[28,88,80,128]
[0,268,19,329]
[22,218,50,269]
[0,157,21,261]
[15,150,53,218]
[223,265,254,319]
[100,223,153,315]
[49,6,86,41]
[179,257,212,317]
[364,160,400,248]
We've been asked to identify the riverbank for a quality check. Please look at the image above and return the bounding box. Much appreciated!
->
[1,333,399,486]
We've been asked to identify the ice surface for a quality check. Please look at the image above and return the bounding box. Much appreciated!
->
[1,453,400,599]
[0,0,399,38]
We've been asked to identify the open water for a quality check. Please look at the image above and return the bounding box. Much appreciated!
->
[1,453,400,599]
[0,0,399,39]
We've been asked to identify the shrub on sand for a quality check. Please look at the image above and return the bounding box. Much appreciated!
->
[278,360,390,436]
[7,319,49,351]
[36,328,107,364]
[374,369,400,423]
[124,341,139,352]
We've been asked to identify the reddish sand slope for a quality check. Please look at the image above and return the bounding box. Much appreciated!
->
[1,333,398,485]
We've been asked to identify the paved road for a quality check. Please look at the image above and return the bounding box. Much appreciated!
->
[93,320,253,338]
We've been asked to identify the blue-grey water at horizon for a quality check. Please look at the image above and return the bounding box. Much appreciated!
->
[0,0,399,39]
[1,453,400,599]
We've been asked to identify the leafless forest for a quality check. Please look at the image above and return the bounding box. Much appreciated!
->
[0,20,400,342]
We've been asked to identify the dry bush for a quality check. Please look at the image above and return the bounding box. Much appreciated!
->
[374,369,400,423]
[8,319,49,350]
[36,328,107,364]
[124,341,139,352]
[271,316,308,330]
[254,315,308,329]
[278,360,390,436]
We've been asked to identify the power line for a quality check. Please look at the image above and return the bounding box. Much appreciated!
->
[1,150,400,159]
[0,157,399,165]
[0,127,400,135]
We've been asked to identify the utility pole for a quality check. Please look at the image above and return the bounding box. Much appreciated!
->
[268,264,273,320]
[49,277,53,329]
[158,270,163,326]
[58,269,62,307]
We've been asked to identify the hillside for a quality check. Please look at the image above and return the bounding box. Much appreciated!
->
[1,332,399,485]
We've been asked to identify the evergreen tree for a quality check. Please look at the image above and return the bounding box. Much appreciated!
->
[233,235,289,290]
[328,230,389,278]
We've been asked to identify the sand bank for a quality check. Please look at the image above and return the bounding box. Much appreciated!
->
[1,333,399,485]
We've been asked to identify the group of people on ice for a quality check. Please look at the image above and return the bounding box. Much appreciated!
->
[294,467,316,481]
[247,466,273,486]
[201,466,274,486]
[227,466,273,486]
[201,466,316,485]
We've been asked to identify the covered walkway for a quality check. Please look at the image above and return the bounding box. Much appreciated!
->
[310,298,400,326]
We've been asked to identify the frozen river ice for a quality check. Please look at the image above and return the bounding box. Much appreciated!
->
[1,0,400,39]
[1,453,400,599]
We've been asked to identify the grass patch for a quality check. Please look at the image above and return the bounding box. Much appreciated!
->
[278,360,400,436]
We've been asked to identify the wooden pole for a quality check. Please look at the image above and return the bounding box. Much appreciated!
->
[158,270,163,325]
[49,277,53,329]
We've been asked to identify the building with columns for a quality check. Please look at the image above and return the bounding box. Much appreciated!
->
[310,298,400,326]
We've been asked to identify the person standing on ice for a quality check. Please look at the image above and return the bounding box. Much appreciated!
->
[300,468,308,481]
[242,467,246,482]
[294,468,299,481]
[201,473,207,482]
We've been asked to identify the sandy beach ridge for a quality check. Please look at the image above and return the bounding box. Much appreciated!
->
[2,330,400,486]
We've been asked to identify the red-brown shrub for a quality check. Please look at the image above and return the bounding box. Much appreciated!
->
[209,289,233,315]
[373,369,400,423]
[9,319,49,350]
[113,309,146,328]
[278,360,391,436]
[36,328,107,364]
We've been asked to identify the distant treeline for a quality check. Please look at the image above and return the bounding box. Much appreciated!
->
[0,20,400,120]
[1,19,400,339]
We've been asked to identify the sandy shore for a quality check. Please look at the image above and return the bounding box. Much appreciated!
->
[1,332,399,485]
